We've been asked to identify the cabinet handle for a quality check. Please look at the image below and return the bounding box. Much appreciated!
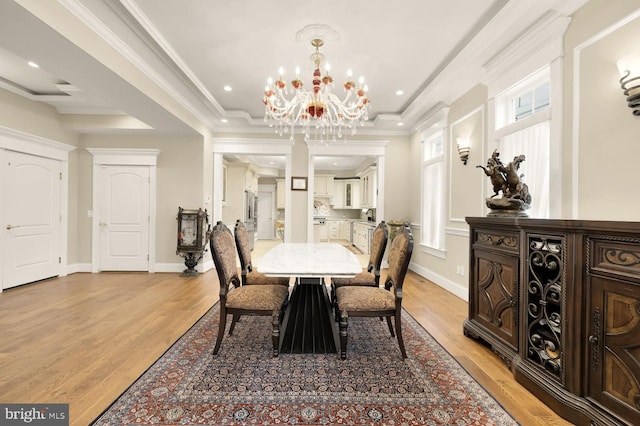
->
[588,335,598,344]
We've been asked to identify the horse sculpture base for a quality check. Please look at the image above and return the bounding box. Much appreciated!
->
[486,197,529,217]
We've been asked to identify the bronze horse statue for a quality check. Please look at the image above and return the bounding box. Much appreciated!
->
[499,154,526,197]
[476,150,506,198]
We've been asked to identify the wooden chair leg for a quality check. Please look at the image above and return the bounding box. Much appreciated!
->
[229,314,241,335]
[395,314,407,359]
[271,311,280,357]
[385,316,395,337]
[338,312,349,360]
[213,308,227,355]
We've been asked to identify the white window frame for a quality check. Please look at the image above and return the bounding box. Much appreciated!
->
[421,128,446,257]
[494,67,552,219]
[485,14,567,218]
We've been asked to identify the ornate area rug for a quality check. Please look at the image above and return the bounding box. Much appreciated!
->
[92,303,518,425]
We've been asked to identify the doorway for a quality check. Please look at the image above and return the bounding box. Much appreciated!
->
[2,150,62,289]
[88,148,159,272]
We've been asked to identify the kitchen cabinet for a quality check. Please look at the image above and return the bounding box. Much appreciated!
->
[359,166,376,208]
[464,217,640,426]
[328,221,341,240]
[276,179,285,209]
[332,178,360,209]
[344,179,360,208]
[244,166,258,192]
[313,222,328,243]
[353,222,373,255]
[314,174,334,197]
[340,221,351,240]
[332,180,344,208]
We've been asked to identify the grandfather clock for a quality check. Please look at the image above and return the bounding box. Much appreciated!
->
[176,207,210,277]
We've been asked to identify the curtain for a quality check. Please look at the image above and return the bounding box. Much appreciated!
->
[499,120,550,218]
[423,162,443,248]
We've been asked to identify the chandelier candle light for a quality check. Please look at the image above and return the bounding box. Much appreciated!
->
[263,37,370,143]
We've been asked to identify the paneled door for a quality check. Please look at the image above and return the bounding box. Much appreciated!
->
[3,151,61,289]
[257,190,274,239]
[99,165,150,271]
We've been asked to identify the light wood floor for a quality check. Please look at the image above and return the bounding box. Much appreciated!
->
[0,242,570,426]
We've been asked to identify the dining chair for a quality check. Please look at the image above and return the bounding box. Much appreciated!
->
[334,223,414,360]
[330,221,389,308]
[209,221,289,357]
[234,219,290,286]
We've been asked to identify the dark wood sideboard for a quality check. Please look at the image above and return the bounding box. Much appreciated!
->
[464,217,640,426]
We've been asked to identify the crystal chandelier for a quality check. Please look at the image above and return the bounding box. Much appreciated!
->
[263,37,370,143]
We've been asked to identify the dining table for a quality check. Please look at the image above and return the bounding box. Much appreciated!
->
[258,242,362,354]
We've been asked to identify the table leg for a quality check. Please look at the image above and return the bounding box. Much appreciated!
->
[279,277,339,354]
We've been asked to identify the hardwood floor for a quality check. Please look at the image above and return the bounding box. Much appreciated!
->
[0,249,570,425]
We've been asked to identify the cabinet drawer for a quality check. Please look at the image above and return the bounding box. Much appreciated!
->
[473,229,519,254]
[589,237,640,280]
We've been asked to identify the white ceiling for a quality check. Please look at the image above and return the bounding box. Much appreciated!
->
[0,0,588,170]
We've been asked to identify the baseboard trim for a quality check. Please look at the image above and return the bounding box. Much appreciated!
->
[409,262,468,302]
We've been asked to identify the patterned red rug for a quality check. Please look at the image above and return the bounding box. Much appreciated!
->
[92,303,518,425]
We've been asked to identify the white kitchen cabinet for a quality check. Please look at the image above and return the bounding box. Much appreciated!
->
[313,222,329,242]
[331,178,360,209]
[360,166,377,208]
[244,167,258,192]
[332,180,345,208]
[344,179,361,209]
[352,222,373,255]
[276,179,285,209]
[314,174,334,197]
[328,221,340,240]
[340,221,351,240]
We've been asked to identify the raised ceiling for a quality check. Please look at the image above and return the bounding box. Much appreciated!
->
[0,1,588,157]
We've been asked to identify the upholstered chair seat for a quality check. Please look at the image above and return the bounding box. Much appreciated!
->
[332,270,376,287]
[245,270,290,286]
[335,286,395,311]
[226,285,289,310]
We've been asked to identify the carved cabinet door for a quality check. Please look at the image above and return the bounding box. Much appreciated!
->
[473,250,519,351]
[587,276,640,425]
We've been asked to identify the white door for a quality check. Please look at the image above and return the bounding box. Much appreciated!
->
[99,165,150,271]
[257,191,274,239]
[3,151,61,289]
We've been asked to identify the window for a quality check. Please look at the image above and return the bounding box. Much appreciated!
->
[422,130,445,250]
[495,67,551,218]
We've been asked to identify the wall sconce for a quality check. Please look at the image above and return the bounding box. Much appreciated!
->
[617,53,640,116]
[456,137,470,165]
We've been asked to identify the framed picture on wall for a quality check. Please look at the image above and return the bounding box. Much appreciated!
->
[291,176,308,191]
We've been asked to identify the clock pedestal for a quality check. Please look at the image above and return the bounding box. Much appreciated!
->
[179,252,203,277]
[176,207,210,277]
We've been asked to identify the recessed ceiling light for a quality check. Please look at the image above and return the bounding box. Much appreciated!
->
[28,61,39,68]
[397,122,404,126]
[223,85,232,92]
[395,90,404,96]
[221,119,228,123]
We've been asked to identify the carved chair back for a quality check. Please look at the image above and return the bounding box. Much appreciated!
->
[210,221,241,301]
[234,219,253,274]
[384,224,414,303]
[368,221,389,283]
